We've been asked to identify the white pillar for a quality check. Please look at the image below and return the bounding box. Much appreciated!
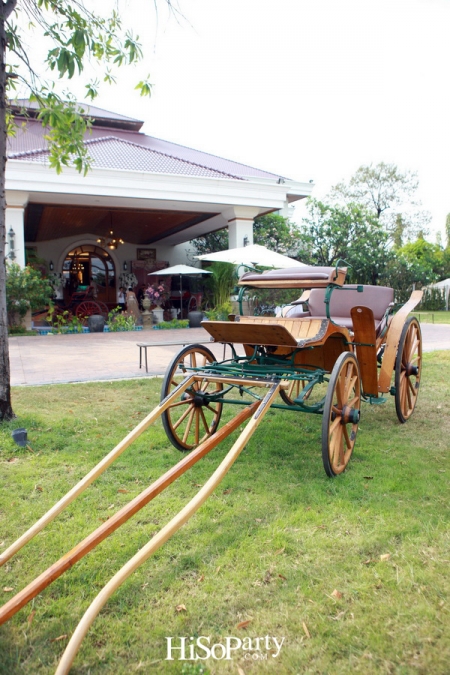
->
[225,206,260,249]
[5,191,29,268]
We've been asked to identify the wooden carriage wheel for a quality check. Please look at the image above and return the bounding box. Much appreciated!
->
[187,295,197,312]
[75,301,103,321]
[394,317,422,423]
[161,345,223,452]
[322,352,361,477]
[279,378,312,405]
[95,301,110,317]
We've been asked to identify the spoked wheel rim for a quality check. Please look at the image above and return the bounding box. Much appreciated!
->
[322,352,361,477]
[395,317,422,423]
[161,345,223,451]
[76,301,102,321]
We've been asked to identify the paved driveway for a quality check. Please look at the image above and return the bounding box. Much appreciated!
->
[8,322,450,387]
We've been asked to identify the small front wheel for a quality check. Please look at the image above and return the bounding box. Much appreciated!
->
[161,344,223,452]
[322,352,361,477]
[394,317,422,423]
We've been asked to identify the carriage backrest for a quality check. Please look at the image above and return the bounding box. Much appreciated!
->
[308,285,394,321]
[239,265,347,288]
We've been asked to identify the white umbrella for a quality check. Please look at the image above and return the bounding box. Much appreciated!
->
[148,264,211,317]
[196,244,304,269]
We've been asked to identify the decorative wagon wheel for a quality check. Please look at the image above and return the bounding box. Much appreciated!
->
[161,345,223,452]
[95,301,110,317]
[187,295,197,312]
[394,317,422,423]
[75,301,103,322]
[322,351,361,477]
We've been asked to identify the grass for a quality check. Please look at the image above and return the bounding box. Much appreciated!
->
[413,310,450,324]
[0,352,449,674]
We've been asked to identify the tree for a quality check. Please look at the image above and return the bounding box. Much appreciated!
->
[190,228,229,257]
[190,213,301,257]
[398,236,444,282]
[299,199,392,285]
[378,255,434,303]
[0,1,170,421]
[329,162,431,242]
[446,213,450,249]
[253,214,301,254]
[6,262,53,328]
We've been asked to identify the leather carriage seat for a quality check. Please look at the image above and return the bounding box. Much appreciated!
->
[286,285,394,335]
[239,265,347,288]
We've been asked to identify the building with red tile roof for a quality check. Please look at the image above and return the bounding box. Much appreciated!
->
[6,101,312,306]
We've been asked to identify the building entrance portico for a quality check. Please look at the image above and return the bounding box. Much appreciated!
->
[6,101,314,276]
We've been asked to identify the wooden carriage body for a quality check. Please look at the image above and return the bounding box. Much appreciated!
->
[202,264,422,398]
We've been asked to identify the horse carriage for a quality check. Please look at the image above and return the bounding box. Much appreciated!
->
[161,261,422,475]
[0,263,423,672]
[51,285,110,323]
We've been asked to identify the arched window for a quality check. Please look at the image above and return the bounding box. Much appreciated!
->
[63,246,116,303]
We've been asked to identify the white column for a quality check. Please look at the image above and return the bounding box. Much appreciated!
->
[225,206,260,249]
[5,191,29,268]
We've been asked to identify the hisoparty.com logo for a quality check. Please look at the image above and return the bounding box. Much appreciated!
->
[166,635,285,662]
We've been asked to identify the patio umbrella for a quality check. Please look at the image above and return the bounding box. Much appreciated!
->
[148,264,211,317]
[196,244,305,269]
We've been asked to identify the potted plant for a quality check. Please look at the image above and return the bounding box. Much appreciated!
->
[146,282,170,323]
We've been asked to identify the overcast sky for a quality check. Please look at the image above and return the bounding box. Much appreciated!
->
[20,0,450,239]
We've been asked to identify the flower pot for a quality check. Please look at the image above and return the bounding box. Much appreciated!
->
[88,314,105,332]
[152,308,164,324]
[142,296,151,313]
[188,310,204,328]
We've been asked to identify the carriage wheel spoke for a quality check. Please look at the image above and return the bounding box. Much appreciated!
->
[329,416,341,435]
[400,373,408,412]
[345,372,357,400]
[194,409,200,445]
[405,379,412,411]
[182,408,196,443]
[347,395,359,408]
[199,407,211,435]
[172,403,194,430]
[336,373,345,407]
[343,424,352,450]
[167,399,192,410]
[331,426,344,467]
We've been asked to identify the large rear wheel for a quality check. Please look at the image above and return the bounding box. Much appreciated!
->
[394,317,422,423]
[75,301,102,322]
[322,352,361,477]
[161,345,223,452]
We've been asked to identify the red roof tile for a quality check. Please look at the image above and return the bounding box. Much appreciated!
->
[8,135,244,179]
[8,115,286,181]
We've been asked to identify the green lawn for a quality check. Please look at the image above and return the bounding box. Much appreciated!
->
[414,310,450,324]
[0,352,449,674]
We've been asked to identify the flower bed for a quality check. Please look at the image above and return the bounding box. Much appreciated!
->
[33,325,143,335]
[152,319,189,330]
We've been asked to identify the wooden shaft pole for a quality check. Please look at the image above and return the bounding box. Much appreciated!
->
[0,375,196,567]
[0,401,258,626]
[55,383,281,675]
